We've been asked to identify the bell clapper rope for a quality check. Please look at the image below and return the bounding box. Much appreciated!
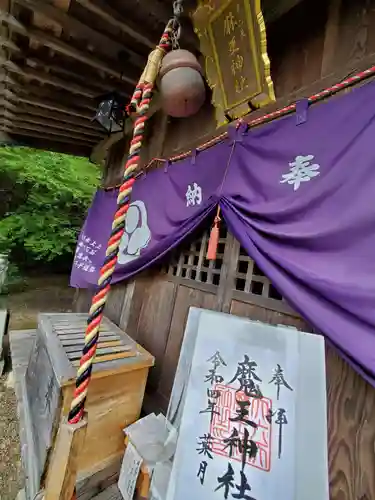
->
[56,7,184,500]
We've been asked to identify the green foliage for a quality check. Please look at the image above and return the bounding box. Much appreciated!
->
[0,262,26,296]
[0,146,100,272]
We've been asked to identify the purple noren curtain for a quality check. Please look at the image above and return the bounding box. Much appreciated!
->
[71,80,375,386]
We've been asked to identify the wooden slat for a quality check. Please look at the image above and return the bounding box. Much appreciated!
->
[27,26,136,84]
[135,278,177,390]
[75,0,155,48]
[3,119,98,144]
[0,36,20,51]
[1,111,103,139]
[58,338,118,347]
[0,11,26,32]
[57,333,119,342]
[67,346,134,361]
[321,0,342,77]
[59,336,121,346]
[14,0,145,68]
[64,341,123,354]
[0,13,137,84]
[55,329,113,335]
[9,95,94,119]
[26,58,128,97]
[2,59,100,98]
[71,350,136,367]
[9,82,98,111]
[14,103,102,131]
[4,127,94,147]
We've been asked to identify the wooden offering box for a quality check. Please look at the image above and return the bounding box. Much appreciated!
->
[22,313,154,499]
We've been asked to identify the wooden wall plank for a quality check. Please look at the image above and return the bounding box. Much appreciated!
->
[73,289,94,314]
[267,0,328,97]
[321,0,343,77]
[157,284,219,409]
[125,276,150,343]
[334,0,373,70]
[118,281,135,333]
[133,277,176,391]
[326,346,375,500]
[365,0,375,55]
[161,98,216,158]
[230,300,308,330]
[104,285,127,326]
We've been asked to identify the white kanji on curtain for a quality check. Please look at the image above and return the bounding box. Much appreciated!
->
[186,182,203,206]
[280,155,320,191]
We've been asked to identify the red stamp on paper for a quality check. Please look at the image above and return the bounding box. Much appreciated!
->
[209,383,272,471]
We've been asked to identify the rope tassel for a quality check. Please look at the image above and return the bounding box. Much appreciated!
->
[206,207,221,260]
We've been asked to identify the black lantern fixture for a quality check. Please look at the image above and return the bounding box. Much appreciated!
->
[94,91,128,134]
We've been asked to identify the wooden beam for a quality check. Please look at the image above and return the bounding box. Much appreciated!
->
[75,0,155,49]
[0,98,18,111]
[14,0,145,68]
[0,11,27,33]
[6,80,97,112]
[8,94,95,120]
[25,58,130,98]
[0,36,20,51]
[1,110,104,138]
[26,26,137,84]
[4,128,95,148]
[13,103,103,131]
[1,59,99,98]
[0,12,138,84]
[0,93,99,129]
[3,119,97,144]
[44,416,88,500]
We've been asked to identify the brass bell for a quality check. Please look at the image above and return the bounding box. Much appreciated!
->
[159,49,206,118]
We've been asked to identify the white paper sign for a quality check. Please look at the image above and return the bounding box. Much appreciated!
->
[167,310,319,500]
[118,441,143,500]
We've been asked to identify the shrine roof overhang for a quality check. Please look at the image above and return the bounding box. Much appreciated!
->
[0,0,302,158]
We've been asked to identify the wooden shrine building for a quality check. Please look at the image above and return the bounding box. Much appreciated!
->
[2,1,375,499]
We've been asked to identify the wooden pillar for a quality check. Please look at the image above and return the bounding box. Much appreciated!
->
[44,414,88,500]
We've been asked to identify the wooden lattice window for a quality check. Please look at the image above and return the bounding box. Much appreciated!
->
[166,222,229,287]
[234,245,288,308]
[161,220,291,314]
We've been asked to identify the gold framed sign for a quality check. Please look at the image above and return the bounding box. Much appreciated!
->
[192,0,275,126]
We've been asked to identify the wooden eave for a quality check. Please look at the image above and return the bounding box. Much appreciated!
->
[0,0,303,158]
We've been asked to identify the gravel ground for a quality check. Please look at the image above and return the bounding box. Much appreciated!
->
[0,376,24,500]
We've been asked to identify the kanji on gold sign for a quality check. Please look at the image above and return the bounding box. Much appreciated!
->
[192,0,275,124]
